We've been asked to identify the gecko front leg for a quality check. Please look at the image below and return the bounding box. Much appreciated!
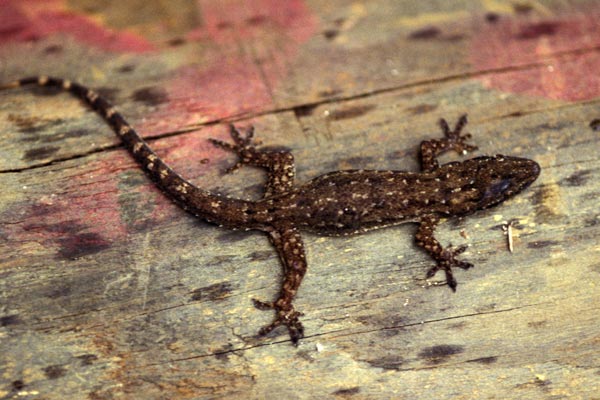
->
[415,214,473,291]
[253,225,307,344]
[420,114,478,172]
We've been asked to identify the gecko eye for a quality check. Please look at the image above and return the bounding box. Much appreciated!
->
[485,179,512,199]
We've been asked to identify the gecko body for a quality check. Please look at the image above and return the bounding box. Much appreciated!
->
[1,76,540,344]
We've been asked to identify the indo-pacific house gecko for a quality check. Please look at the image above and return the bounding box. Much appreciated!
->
[1,77,540,344]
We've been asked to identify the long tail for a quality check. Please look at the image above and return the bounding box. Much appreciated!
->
[1,76,253,227]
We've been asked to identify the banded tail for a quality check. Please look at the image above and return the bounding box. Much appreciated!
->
[1,76,253,227]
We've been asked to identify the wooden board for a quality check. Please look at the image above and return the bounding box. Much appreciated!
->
[1,1,599,399]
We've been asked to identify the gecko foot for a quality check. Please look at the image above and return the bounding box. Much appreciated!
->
[439,114,478,155]
[252,299,305,345]
[209,124,258,173]
[425,245,474,291]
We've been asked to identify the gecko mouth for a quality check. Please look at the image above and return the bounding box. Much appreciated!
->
[515,158,541,190]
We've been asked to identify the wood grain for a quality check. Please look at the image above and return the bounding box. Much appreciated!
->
[1,1,599,399]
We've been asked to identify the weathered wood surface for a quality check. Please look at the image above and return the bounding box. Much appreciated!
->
[1,1,599,399]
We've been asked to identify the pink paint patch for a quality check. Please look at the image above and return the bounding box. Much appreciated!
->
[0,0,153,53]
[136,0,318,134]
[5,140,221,256]
[470,10,600,101]
[189,0,317,44]
[141,60,273,134]
[5,159,129,259]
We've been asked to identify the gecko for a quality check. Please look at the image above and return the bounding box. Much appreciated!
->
[1,76,540,344]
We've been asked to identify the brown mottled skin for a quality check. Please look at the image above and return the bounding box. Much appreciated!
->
[2,76,541,344]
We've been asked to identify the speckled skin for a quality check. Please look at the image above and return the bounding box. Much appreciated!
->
[2,77,541,344]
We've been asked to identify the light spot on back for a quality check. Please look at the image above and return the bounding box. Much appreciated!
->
[133,142,143,153]
[86,90,99,102]
[105,107,116,118]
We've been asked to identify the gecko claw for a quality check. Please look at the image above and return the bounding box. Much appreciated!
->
[208,137,234,150]
[456,260,474,270]
[225,161,244,174]
[209,125,260,174]
[252,298,274,310]
[229,124,255,146]
[453,114,468,134]
[252,298,305,344]
[446,272,458,292]
[449,245,473,270]
[425,243,473,290]
[453,244,468,255]
[439,114,478,155]
[426,264,459,291]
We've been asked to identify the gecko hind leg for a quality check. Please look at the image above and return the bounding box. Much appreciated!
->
[251,226,307,345]
[209,124,296,196]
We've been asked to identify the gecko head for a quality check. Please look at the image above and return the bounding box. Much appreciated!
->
[440,155,540,215]
[470,155,540,210]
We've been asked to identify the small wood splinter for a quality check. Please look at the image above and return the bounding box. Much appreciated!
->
[502,219,518,253]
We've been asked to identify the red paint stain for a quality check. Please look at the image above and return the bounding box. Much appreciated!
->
[5,150,188,255]
[5,161,127,259]
[0,0,153,53]
[138,0,318,133]
[188,0,316,45]
[140,60,272,134]
[470,9,600,101]
[1,0,318,133]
